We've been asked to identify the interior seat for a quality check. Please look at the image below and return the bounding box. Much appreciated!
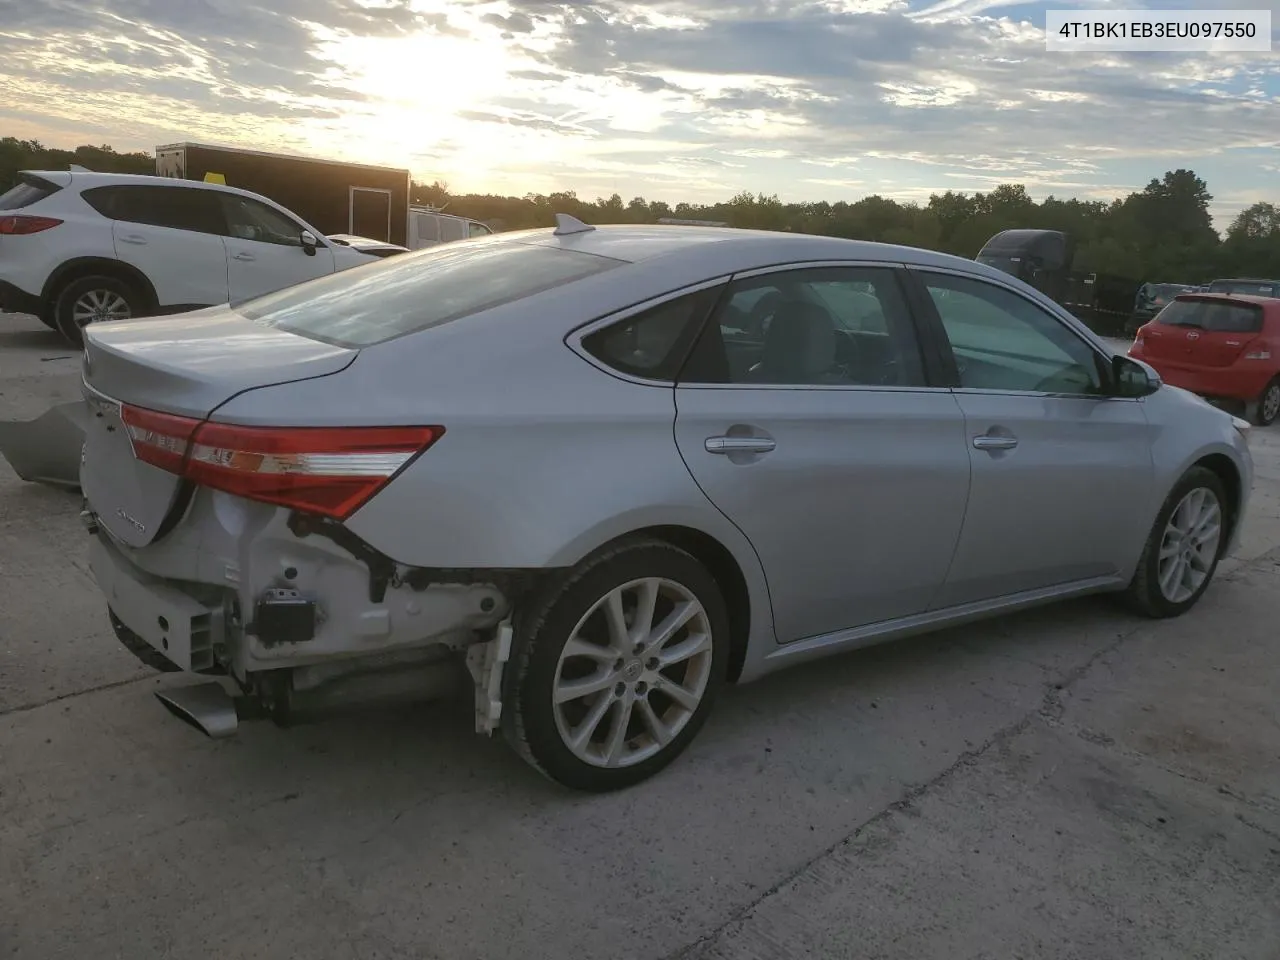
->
[747,300,839,383]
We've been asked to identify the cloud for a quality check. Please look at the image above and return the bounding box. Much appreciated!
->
[0,0,1275,225]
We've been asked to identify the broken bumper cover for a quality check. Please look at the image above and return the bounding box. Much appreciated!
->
[0,400,87,487]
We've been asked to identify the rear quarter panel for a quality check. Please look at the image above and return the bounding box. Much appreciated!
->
[207,269,773,607]
[5,190,116,298]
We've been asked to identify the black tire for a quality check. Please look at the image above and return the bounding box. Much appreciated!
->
[53,274,143,348]
[504,538,730,791]
[108,608,183,673]
[1125,466,1229,618]
[1251,377,1280,427]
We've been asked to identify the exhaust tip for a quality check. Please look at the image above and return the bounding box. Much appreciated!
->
[155,682,240,739]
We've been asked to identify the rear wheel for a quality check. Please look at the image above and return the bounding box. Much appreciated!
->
[505,539,729,791]
[54,275,141,348]
[1125,466,1228,618]
[1252,377,1280,427]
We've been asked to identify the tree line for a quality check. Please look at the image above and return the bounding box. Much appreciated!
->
[5,137,1278,283]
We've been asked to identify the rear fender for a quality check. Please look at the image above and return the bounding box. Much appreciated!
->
[42,257,159,312]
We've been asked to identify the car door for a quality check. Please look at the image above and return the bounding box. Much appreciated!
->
[908,268,1157,609]
[218,193,336,300]
[90,184,230,309]
[673,264,972,645]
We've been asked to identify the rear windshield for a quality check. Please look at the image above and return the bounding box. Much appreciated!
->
[1207,280,1279,298]
[237,241,623,347]
[1146,284,1187,299]
[1157,298,1263,334]
[0,176,61,210]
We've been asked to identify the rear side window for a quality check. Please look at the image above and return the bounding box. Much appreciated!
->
[238,241,623,347]
[439,217,466,243]
[1157,299,1263,334]
[0,176,61,210]
[82,185,226,236]
[581,287,722,381]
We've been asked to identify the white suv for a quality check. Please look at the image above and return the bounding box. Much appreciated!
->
[0,170,388,346]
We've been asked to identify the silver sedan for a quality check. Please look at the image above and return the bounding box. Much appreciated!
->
[79,216,1253,791]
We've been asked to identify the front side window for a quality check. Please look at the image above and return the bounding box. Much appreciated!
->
[467,221,492,238]
[238,241,623,347]
[681,266,925,387]
[219,194,306,246]
[84,185,225,235]
[920,271,1104,395]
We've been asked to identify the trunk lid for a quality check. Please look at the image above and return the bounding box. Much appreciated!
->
[81,305,357,547]
[1142,297,1263,368]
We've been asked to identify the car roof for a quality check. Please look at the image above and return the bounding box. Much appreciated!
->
[1178,292,1278,305]
[510,222,998,274]
[21,169,286,203]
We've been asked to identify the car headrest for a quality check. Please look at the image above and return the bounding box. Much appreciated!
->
[760,300,837,380]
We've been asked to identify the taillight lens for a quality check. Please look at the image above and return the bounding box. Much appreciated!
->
[121,404,443,520]
[0,215,63,235]
[121,406,200,473]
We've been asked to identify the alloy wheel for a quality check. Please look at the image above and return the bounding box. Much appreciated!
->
[552,577,714,769]
[1156,486,1222,604]
[1262,383,1280,425]
[72,289,132,328]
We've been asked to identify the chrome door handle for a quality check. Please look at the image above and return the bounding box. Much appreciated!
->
[705,436,776,455]
[232,252,255,262]
[972,435,1018,451]
[119,235,147,245]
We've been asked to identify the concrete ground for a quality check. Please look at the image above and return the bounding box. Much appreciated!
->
[1,316,1278,960]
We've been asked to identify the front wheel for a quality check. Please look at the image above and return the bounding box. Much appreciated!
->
[1252,377,1280,427]
[54,275,142,348]
[505,539,730,791]
[1125,466,1228,618]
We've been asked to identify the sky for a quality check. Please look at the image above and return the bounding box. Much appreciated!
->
[1,0,1277,227]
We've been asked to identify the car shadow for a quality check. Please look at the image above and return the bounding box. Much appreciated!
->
[144,591,1134,810]
[0,325,69,352]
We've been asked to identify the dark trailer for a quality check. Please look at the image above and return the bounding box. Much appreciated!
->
[976,229,1075,304]
[156,142,410,246]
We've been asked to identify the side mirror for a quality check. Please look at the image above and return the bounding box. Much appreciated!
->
[300,230,319,256]
[1112,354,1161,398]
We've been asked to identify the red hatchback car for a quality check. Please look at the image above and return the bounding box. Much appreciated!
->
[1129,293,1280,426]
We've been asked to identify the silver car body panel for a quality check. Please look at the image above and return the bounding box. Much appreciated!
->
[61,225,1254,690]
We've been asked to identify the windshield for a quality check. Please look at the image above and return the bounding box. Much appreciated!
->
[1207,280,1279,298]
[237,240,623,347]
[1156,298,1263,334]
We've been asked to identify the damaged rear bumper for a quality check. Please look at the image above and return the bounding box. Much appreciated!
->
[0,400,87,487]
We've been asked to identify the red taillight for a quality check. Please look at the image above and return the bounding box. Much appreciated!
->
[121,404,443,520]
[121,405,200,473]
[0,215,63,235]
